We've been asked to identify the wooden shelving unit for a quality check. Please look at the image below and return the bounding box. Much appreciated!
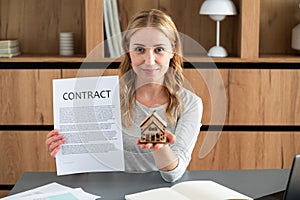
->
[0,0,299,63]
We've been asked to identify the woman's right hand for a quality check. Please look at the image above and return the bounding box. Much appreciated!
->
[45,129,66,158]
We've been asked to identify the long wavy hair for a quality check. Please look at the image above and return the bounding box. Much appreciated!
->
[119,9,184,127]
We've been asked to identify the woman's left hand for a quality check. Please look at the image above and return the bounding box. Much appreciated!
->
[136,130,176,150]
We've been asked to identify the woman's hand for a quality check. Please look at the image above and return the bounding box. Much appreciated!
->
[45,129,66,158]
[136,130,176,150]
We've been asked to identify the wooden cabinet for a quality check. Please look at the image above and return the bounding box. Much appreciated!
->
[0,67,299,189]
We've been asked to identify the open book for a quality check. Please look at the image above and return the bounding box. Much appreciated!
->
[125,180,253,200]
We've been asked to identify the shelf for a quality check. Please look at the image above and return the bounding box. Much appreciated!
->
[185,54,300,63]
[0,54,86,63]
[1,54,299,64]
[258,54,300,63]
[0,0,86,57]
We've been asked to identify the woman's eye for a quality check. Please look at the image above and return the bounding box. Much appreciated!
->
[135,47,145,53]
[155,47,165,53]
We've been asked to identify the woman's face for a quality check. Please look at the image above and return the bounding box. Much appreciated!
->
[128,27,174,85]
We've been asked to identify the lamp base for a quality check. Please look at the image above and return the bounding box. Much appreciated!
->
[207,46,228,57]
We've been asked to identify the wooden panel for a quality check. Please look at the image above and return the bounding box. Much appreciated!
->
[188,131,300,170]
[260,0,299,55]
[0,191,9,198]
[228,69,300,125]
[0,70,61,125]
[85,0,103,55]
[183,69,229,125]
[159,0,206,56]
[239,0,260,59]
[0,0,85,55]
[0,131,56,185]
[185,69,300,125]
[118,0,159,30]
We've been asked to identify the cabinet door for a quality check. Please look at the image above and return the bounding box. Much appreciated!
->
[183,69,300,125]
[0,70,61,125]
[188,131,300,170]
[227,69,300,125]
[0,131,56,185]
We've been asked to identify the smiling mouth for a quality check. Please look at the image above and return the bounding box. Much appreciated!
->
[142,68,158,73]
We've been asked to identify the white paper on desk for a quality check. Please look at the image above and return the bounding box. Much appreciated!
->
[16,188,100,200]
[53,76,124,175]
[1,182,100,200]
[1,182,70,199]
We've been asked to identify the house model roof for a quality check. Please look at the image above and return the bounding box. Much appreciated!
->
[140,111,167,128]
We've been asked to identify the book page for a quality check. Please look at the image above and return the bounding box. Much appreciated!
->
[53,76,124,175]
[171,181,253,200]
[125,188,190,200]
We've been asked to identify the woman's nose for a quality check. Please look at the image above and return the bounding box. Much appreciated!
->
[144,50,156,65]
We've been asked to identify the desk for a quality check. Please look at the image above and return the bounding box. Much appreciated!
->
[9,170,289,200]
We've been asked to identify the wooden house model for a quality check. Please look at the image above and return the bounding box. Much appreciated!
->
[139,111,167,144]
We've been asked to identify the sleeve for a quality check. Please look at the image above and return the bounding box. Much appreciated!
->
[160,92,203,182]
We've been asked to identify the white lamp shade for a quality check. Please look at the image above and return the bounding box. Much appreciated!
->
[200,0,237,15]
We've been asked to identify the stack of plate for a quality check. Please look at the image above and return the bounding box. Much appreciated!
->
[59,32,74,56]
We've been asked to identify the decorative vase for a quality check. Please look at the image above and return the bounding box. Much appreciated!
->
[292,23,300,51]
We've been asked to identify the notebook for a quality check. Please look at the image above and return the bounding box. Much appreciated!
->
[256,154,300,200]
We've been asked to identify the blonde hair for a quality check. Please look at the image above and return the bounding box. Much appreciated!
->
[119,9,184,126]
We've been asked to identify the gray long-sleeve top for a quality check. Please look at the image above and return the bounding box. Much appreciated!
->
[123,88,203,182]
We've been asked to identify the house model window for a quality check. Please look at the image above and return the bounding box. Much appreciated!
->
[139,111,167,144]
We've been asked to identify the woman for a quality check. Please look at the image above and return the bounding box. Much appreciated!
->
[46,9,203,182]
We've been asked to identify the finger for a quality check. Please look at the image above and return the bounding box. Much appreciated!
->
[145,143,153,149]
[45,130,61,147]
[46,129,59,139]
[45,133,63,147]
[165,130,176,144]
[50,146,61,158]
[136,140,145,149]
[153,143,164,150]
[48,138,66,152]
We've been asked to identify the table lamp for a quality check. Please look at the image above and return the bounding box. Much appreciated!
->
[199,0,237,57]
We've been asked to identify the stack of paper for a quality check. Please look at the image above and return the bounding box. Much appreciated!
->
[0,40,21,58]
[1,182,100,200]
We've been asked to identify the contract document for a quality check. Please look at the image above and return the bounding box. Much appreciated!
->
[53,76,124,175]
